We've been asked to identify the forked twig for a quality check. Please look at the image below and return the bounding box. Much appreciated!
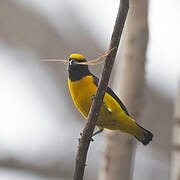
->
[41,47,116,66]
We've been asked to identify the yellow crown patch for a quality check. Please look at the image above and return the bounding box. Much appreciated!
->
[69,54,85,60]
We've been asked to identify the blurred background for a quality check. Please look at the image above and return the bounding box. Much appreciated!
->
[0,0,180,180]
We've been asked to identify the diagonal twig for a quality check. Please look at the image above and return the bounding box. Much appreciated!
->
[73,1,129,180]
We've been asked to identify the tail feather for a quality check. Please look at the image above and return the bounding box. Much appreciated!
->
[134,123,153,145]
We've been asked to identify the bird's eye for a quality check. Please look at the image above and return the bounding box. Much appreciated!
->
[69,59,77,66]
[69,60,73,65]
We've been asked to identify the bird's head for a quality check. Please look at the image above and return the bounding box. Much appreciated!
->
[42,48,115,77]
[68,54,89,72]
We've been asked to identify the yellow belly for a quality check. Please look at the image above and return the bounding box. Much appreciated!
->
[68,75,138,134]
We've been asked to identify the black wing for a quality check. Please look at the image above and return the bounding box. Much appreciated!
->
[92,74,130,116]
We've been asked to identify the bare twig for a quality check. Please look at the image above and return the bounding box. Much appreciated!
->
[73,1,129,180]
[76,47,116,65]
[41,48,115,66]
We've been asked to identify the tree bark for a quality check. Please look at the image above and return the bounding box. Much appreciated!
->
[171,82,180,180]
[99,0,149,180]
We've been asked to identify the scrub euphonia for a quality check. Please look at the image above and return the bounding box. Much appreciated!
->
[68,54,153,145]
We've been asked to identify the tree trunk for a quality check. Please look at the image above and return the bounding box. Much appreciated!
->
[171,82,180,180]
[98,0,149,180]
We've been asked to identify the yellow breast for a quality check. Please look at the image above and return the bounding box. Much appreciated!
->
[68,75,96,118]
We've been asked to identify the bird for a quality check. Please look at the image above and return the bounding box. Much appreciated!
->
[68,53,153,145]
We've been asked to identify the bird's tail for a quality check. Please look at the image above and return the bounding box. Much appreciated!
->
[134,123,153,145]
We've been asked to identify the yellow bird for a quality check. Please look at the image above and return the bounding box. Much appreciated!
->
[68,54,153,145]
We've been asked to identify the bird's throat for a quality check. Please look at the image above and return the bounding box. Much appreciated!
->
[68,67,91,81]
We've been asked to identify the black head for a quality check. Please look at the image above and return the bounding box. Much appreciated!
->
[68,54,90,81]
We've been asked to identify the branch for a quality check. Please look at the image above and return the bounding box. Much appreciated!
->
[73,1,129,180]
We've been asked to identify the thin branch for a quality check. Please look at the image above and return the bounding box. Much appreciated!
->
[73,1,129,180]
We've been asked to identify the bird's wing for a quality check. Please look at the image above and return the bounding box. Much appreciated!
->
[92,74,130,116]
